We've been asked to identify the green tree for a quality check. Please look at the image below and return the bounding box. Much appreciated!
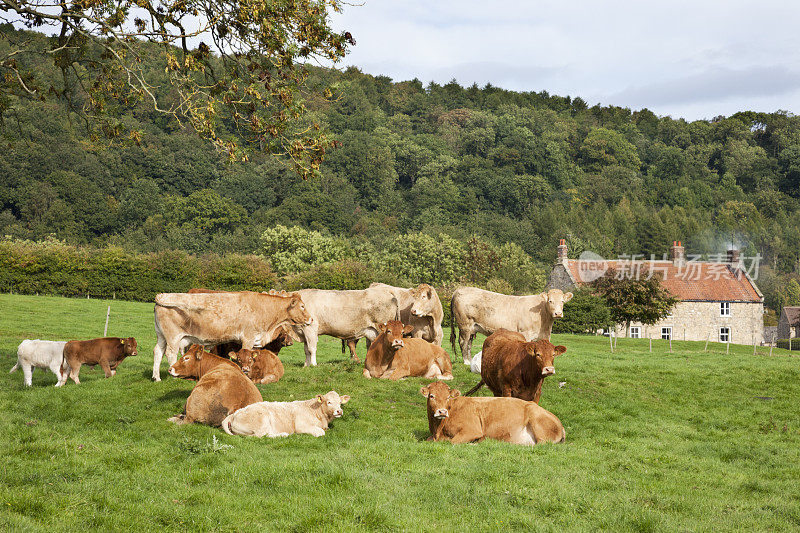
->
[579,128,642,173]
[551,289,611,334]
[592,270,678,335]
[0,0,354,173]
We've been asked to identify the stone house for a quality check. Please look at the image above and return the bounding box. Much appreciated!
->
[547,240,764,345]
[777,307,800,340]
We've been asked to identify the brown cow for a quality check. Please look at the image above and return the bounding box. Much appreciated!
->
[420,381,565,445]
[465,328,566,403]
[210,324,296,358]
[152,290,311,381]
[167,345,262,427]
[63,337,138,384]
[363,321,453,381]
[230,348,284,384]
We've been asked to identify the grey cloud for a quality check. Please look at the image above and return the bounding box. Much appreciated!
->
[605,66,800,108]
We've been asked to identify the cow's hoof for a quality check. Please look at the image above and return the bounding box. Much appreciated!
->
[152,376,161,382]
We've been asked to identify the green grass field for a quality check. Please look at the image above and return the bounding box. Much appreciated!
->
[1,293,800,531]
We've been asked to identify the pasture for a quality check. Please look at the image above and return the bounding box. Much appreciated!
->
[1,293,800,531]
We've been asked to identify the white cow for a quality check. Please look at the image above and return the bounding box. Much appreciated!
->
[450,287,573,364]
[10,340,70,387]
[469,351,482,374]
[222,391,350,438]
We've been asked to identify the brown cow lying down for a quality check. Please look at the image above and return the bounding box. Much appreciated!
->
[466,329,566,403]
[363,321,453,381]
[420,381,565,445]
[63,337,138,384]
[230,348,284,384]
[222,391,350,438]
[167,345,262,427]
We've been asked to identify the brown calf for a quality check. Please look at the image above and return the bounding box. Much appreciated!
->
[363,321,453,381]
[63,337,138,384]
[230,348,285,384]
[465,328,566,403]
[420,381,565,445]
[167,345,262,427]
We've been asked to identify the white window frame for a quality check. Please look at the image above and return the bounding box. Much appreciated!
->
[719,327,730,343]
[629,326,641,339]
[661,327,672,340]
[720,302,731,317]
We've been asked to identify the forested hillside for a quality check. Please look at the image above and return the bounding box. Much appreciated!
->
[1,26,799,311]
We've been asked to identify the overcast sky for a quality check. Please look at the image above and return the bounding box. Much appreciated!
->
[329,1,800,121]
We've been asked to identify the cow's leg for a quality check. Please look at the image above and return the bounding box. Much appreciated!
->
[50,361,66,387]
[448,429,485,444]
[347,339,360,362]
[21,363,33,387]
[68,364,81,385]
[99,360,113,378]
[152,334,167,382]
[303,329,319,367]
[296,423,326,437]
[459,328,473,365]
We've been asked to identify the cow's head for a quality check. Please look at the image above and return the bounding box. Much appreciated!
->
[523,339,567,377]
[123,337,138,357]
[420,381,460,419]
[410,284,437,318]
[315,390,350,420]
[168,344,207,379]
[541,289,573,319]
[380,321,414,351]
[229,349,255,375]
[275,325,297,347]
[285,296,313,326]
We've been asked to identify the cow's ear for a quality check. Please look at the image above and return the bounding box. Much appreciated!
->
[288,297,299,308]
[379,322,388,331]
[450,389,461,398]
[563,292,573,303]
[340,395,350,404]
[316,394,325,404]
[554,345,567,356]
[419,386,429,397]
[228,352,237,360]
[194,349,203,360]
[403,324,414,335]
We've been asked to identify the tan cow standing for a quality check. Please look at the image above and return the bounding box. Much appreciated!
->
[293,286,402,367]
[152,291,311,381]
[222,391,350,438]
[450,287,572,364]
[167,345,263,427]
[363,321,453,381]
[420,381,565,445]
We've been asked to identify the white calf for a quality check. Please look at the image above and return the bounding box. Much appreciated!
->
[222,391,350,438]
[470,351,482,374]
[10,340,70,387]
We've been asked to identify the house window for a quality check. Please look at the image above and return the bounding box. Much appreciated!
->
[719,327,730,343]
[661,327,672,340]
[720,302,731,316]
[629,326,641,338]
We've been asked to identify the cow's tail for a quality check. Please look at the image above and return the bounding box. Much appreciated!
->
[9,362,18,373]
[464,380,484,397]
[449,296,457,359]
[221,414,236,436]
[341,340,346,354]
[392,296,400,321]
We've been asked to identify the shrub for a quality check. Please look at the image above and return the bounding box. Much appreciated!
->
[261,225,353,274]
[552,289,612,334]
[283,260,374,291]
[776,339,800,350]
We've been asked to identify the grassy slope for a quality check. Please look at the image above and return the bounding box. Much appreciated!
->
[1,293,799,532]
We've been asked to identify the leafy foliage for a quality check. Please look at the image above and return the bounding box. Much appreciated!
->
[592,270,679,328]
[552,289,612,334]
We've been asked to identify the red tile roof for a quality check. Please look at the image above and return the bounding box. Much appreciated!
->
[564,259,762,303]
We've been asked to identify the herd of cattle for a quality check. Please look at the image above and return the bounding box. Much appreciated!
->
[10,283,574,446]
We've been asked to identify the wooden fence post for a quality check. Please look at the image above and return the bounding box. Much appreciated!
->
[669,336,673,353]
[104,306,111,337]
[649,337,652,353]
[704,332,710,352]
[753,340,757,356]
[609,331,614,353]
[726,341,730,355]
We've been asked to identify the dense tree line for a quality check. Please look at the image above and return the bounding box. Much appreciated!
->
[1,26,799,312]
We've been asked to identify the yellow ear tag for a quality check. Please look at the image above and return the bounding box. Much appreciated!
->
[120,339,124,344]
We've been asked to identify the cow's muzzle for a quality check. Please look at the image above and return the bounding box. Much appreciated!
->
[168,367,178,377]
[552,312,563,318]
[434,409,449,419]
[542,367,555,376]
[392,340,404,349]
[333,409,343,418]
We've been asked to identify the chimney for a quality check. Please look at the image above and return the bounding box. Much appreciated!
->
[727,248,740,265]
[557,239,568,264]
[670,241,685,265]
